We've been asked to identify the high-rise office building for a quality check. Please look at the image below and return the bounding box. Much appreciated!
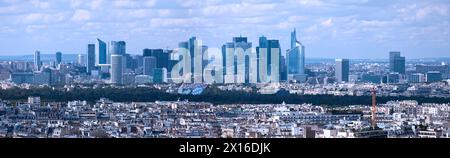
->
[178,41,191,83]
[78,54,86,66]
[34,50,41,71]
[110,41,126,55]
[426,71,442,82]
[286,28,306,82]
[96,38,107,65]
[111,54,123,84]
[153,68,168,83]
[222,36,252,83]
[177,37,204,83]
[335,59,349,83]
[56,52,62,65]
[143,56,156,76]
[110,41,127,72]
[256,36,281,83]
[143,48,169,69]
[87,44,96,74]
[191,37,203,83]
[389,52,405,74]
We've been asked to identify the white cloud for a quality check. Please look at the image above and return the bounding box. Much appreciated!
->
[292,0,324,7]
[150,18,208,28]
[71,9,91,22]
[70,0,83,8]
[113,0,156,8]
[30,0,51,9]
[25,24,48,33]
[202,2,277,17]
[90,0,104,10]
[321,18,333,27]
[416,5,448,19]
[22,13,66,24]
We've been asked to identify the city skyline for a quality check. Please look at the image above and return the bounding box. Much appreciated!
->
[1,0,450,58]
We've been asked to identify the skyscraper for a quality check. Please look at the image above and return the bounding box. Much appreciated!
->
[110,41,126,55]
[256,36,280,83]
[286,28,306,82]
[222,36,252,83]
[143,56,156,76]
[110,41,127,73]
[389,52,405,74]
[335,59,350,83]
[55,52,62,65]
[96,38,107,66]
[111,54,123,84]
[143,48,169,69]
[77,54,86,67]
[153,68,168,83]
[34,50,41,71]
[177,37,204,83]
[191,37,203,83]
[87,44,96,74]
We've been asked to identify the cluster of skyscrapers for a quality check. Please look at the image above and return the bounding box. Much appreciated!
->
[17,28,448,86]
[65,29,308,85]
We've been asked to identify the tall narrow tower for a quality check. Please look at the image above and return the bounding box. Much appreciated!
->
[371,87,377,129]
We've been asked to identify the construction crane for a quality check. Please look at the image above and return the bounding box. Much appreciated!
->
[371,87,377,129]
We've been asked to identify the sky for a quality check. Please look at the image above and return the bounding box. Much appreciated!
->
[0,0,449,59]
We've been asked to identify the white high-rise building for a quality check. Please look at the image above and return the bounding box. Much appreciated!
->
[77,54,86,66]
[111,54,123,84]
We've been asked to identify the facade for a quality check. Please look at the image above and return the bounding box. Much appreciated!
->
[286,29,306,82]
[87,44,96,74]
[426,71,442,82]
[153,68,168,83]
[10,72,34,84]
[111,54,123,84]
[256,36,281,83]
[96,38,107,66]
[56,52,62,65]
[335,59,349,83]
[416,65,449,79]
[408,73,425,83]
[34,50,41,71]
[222,36,252,83]
[143,56,156,76]
[389,52,406,74]
[77,54,86,67]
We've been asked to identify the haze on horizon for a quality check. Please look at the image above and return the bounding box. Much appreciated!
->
[0,0,449,59]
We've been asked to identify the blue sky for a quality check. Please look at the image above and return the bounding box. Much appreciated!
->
[0,0,449,59]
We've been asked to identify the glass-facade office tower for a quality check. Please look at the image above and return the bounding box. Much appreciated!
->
[111,54,123,84]
[177,37,204,83]
[257,36,280,83]
[110,41,126,55]
[335,59,349,83]
[222,36,252,83]
[389,52,405,74]
[110,41,126,72]
[34,50,41,71]
[56,52,62,65]
[143,56,156,76]
[286,29,306,82]
[96,38,107,66]
[87,44,96,74]
[143,48,169,69]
